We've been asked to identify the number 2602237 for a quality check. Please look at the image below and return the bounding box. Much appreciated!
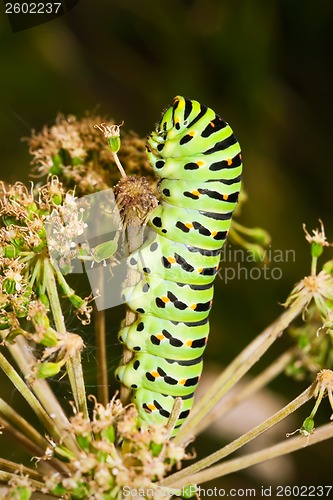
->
[5,3,62,15]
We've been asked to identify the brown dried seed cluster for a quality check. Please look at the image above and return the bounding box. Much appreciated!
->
[114,175,158,225]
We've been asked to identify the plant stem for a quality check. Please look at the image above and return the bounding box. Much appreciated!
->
[44,258,88,418]
[175,294,309,444]
[0,414,69,475]
[168,422,333,488]
[0,459,43,481]
[95,307,109,406]
[193,347,297,437]
[0,352,62,442]
[2,334,79,454]
[0,471,45,492]
[0,398,50,454]
[120,224,145,405]
[160,382,315,488]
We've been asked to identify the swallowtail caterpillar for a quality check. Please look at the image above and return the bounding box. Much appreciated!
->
[110,96,242,434]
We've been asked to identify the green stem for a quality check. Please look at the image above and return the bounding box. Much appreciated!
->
[0,352,62,441]
[43,258,66,332]
[44,258,88,418]
[167,422,333,488]
[175,294,309,444]
[160,382,315,488]
[311,255,318,276]
[2,334,79,454]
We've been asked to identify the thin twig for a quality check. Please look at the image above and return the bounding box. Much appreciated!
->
[0,459,43,481]
[175,295,309,444]
[120,224,145,405]
[193,347,297,437]
[44,258,88,419]
[95,307,109,406]
[0,352,62,442]
[166,422,333,488]
[2,334,79,454]
[160,382,316,487]
[0,415,69,475]
[0,471,45,492]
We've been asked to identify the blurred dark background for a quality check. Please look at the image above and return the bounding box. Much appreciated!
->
[0,0,332,491]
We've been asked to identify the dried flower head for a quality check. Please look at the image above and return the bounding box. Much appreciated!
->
[114,175,158,226]
[303,219,332,248]
[25,113,155,195]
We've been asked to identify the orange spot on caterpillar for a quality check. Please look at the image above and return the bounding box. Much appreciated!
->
[179,379,186,385]
[191,190,200,196]
[147,403,156,411]
[185,222,193,229]
[161,296,170,303]
[151,371,160,378]
[197,268,203,273]
[210,121,216,127]
[189,131,196,137]
[223,194,229,200]
[186,340,193,347]
[190,304,197,310]
[156,334,165,340]
[196,160,205,167]
[227,158,232,166]
[211,230,217,237]
[167,256,176,264]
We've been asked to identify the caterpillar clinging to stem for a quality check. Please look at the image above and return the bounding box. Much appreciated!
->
[98,96,242,435]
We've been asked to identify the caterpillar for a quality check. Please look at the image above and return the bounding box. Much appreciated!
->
[116,96,242,434]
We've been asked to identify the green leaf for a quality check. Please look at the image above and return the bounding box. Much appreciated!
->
[39,329,58,347]
[302,416,314,434]
[5,328,26,343]
[69,294,85,309]
[10,486,32,500]
[94,240,117,263]
[37,362,61,378]
[150,441,163,457]
[77,434,92,452]
[54,444,76,463]
[107,136,121,153]
[3,244,19,258]
[101,425,116,443]
[311,242,323,258]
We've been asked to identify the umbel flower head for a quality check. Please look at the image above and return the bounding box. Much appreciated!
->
[285,221,333,380]
[25,112,155,195]
[5,398,189,500]
[0,178,92,372]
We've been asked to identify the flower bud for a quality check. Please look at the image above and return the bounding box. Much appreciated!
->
[37,362,61,378]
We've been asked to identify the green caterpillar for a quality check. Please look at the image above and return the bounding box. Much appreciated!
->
[116,96,242,434]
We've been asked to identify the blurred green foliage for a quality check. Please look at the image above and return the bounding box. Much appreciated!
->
[0,0,332,489]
